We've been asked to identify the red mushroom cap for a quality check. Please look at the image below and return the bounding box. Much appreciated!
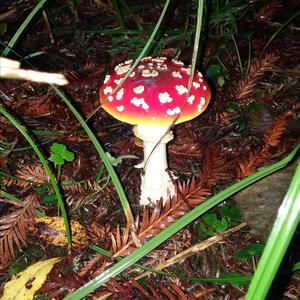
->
[99,57,211,126]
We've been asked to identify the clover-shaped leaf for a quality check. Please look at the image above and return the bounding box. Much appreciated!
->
[198,212,229,236]
[220,204,241,221]
[49,143,75,166]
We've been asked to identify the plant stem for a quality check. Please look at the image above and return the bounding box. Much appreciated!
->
[231,35,243,74]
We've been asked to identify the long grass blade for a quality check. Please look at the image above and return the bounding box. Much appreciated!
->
[1,0,47,57]
[0,106,72,248]
[64,144,300,299]
[0,190,44,217]
[260,9,300,59]
[245,161,300,300]
[110,0,170,95]
[51,86,135,226]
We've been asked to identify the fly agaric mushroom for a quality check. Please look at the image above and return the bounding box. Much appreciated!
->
[99,57,211,205]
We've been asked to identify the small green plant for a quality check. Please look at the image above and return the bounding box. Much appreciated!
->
[49,143,75,167]
[42,193,59,205]
[197,203,241,237]
[197,212,229,236]
[226,102,263,130]
[219,203,241,221]
[206,64,229,87]
[43,143,75,205]
[48,143,75,180]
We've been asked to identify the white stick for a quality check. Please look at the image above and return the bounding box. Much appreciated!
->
[0,57,68,85]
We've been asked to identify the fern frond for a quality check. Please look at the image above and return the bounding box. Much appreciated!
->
[235,53,278,101]
[237,113,290,178]
[110,178,210,258]
[102,278,198,299]
[16,164,49,185]
[263,112,290,147]
[0,194,39,267]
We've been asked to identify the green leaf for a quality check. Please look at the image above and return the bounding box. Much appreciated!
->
[42,194,58,205]
[206,64,228,87]
[62,150,75,162]
[49,153,64,166]
[35,184,50,195]
[235,243,265,260]
[49,143,75,166]
[51,143,65,155]
[219,204,241,221]
[198,212,229,236]
[246,102,263,113]
[225,103,242,112]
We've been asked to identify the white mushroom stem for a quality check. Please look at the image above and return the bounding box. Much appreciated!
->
[133,125,175,206]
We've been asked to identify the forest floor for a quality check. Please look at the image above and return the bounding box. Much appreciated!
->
[0,1,299,299]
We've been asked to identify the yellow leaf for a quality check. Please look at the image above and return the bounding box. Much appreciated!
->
[35,216,88,246]
[1,257,61,300]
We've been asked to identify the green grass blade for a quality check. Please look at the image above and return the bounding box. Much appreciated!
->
[111,0,127,33]
[111,0,170,94]
[0,189,27,204]
[0,106,72,248]
[292,262,300,272]
[51,86,135,226]
[64,144,299,299]
[245,161,300,300]
[260,9,300,59]
[0,170,34,184]
[1,0,47,57]
[120,0,143,32]
[92,244,252,285]
[0,190,44,217]
[52,0,170,226]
